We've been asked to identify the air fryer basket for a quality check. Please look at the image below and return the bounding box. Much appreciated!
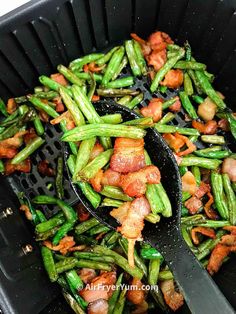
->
[0,0,236,313]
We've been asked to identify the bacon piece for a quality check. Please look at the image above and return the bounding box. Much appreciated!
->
[182,171,197,195]
[37,160,55,177]
[91,95,100,102]
[218,119,230,131]
[38,109,49,122]
[204,192,218,220]
[147,49,167,71]
[79,268,96,284]
[169,96,182,112]
[88,299,109,314]
[130,33,146,45]
[191,227,216,245]
[6,98,17,114]
[160,279,184,311]
[101,169,121,187]
[222,158,236,182]
[175,133,196,156]
[140,98,163,122]
[163,133,185,153]
[184,196,202,215]
[127,278,146,305]
[52,97,65,113]
[131,301,149,314]
[4,158,31,175]
[220,234,236,246]
[1,130,26,148]
[50,110,75,130]
[148,31,173,51]
[120,165,161,197]
[79,272,116,303]
[43,236,86,255]
[75,203,90,222]
[117,196,150,240]
[192,120,218,135]
[223,226,236,235]
[195,182,211,198]
[110,138,145,173]
[89,142,104,161]
[207,244,231,275]
[90,169,104,192]
[0,146,17,158]
[84,62,105,73]
[130,33,151,57]
[51,73,68,86]
[19,204,32,221]
[160,69,183,89]
[110,202,131,224]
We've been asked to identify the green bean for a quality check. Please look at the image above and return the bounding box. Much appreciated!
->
[75,217,100,235]
[78,149,113,181]
[148,259,160,286]
[89,224,110,236]
[203,70,215,83]
[184,41,191,61]
[29,96,59,118]
[14,96,27,103]
[201,135,225,145]
[181,206,189,217]
[65,270,83,291]
[155,124,199,136]
[0,109,18,129]
[0,98,8,117]
[196,220,230,228]
[36,210,47,223]
[18,192,39,224]
[93,245,143,279]
[126,93,144,109]
[112,56,128,81]
[0,160,5,173]
[65,276,87,310]
[106,232,121,246]
[56,257,78,273]
[34,90,58,99]
[70,53,104,71]
[211,171,228,219]
[59,87,85,126]
[108,273,123,314]
[101,113,123,124]
[123,117,153,128]
[181,214,205,226]
[180,156,222,169]
[71,85,111,149]
[222,173,236,225]
[195,71,226,110]
[232,182,236,193]
[102,47,125,86]
[125,40,142,76]
[62,123,146,142]
[62,291,85,314]
[39,75,72,97]
[57,64,83,86]
[146,184,165,214]
[225,113,236,140]
[145,213,161,224]
[41,246,58,282]
[106,76,134,89]
[117,95,132,105]
[100,185,133,201]
[162,97,178,110]
[159,85,168,93]
[179,91,198,119]
[192,95,204,104]
[56,156,64,199]
[150,48,185,92]
[174,61,206,70]
[73,138,96,182]
[140,247,163,261]
[74,234,97,246]
[196,230,225,260]
[34,86,44,93]
[77,259,112,271]
[133,39,147,75]
[194,150,230,159]
[182,191,191,202]
[167,51,178,59]
[96,46,119,66]
[11,137,45,164]
[73,252,114,263]
[191,166,201,186]
[33,114,44,136]
[189,135,199,142]
[36,226,60,241]
[97,88,139,97]
[87,72,96,101]
[187,70,203,94]
[195,146,223,153]
[35,212,65,233]
[184,72,194,96]
[167,44,181,51]
[101,198,123,208]
[73,71,103,82]
[53,221,75,245]
[113,288,127,314]
[179,166,188,176]
[156,112,175,125]
[181,226,194,248]
[155,183,172,217]
[60,121,78,155]
[159,270,173,281]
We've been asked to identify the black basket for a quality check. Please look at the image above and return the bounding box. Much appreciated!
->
[0,0,236,313]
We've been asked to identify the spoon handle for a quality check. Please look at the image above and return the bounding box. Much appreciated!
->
[156,234,235,314]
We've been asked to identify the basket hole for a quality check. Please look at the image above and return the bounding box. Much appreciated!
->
[29,174,37,184]
[21,179,29,189]
[37,187,44,194]
[64,189,70,200]
[54,141,62,150]
[47,129,54,138]
[45,145,54,155]
[38,151,46,160]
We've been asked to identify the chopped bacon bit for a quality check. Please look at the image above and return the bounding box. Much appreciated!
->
[175,133,196,156]
[163,133,185,153]
[0,146,17,159]
[85,62,105,73]
[79,268,96,284]
[148,70,156,81]
[110,202,131,224]
[184,196,202,215]
[101,168,121,187]
[140,98,163,122]
[130,33,146,45]
[68,245,87,252]
[1,130,27,149]
[91,95,100,102]
[90,169,104,192]
[75,203,90,222]
[131,301,149,314]
[95,232,107,241]
[37,160,55,177]
[220,234,236,246]
[222,158,236,182]
[88,299,109,314]
[192,120,218,135]
[117,196,150,240]
[24,128,37,145]
[191,227,216,245]
[7,98,17,114]
[207,244,231,275]
[51,73,68,86]
[43,236,86,255]
[182,171,197,195]
[19,204,32,221]
[204,192,219,220]
[79,272,116,303]
[110,138,145,173]
[120,165,161,197]
[148,31,173,51]
[4,158,31,175]
[195,182,211,199]
[53,97,65,113]
[169,96,182,112]
[130,33,151,56]
[147,49,167,71]
[160,69,183,89]
[223,226,236,235]
[218,119,230,131]
[127,278,146,305]
[83,64,89,72]
[50,110,75,130]
[160,279,184,311]
[38,109,49,122]
[89,142,104,161]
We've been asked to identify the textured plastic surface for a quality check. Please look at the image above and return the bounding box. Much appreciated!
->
[0,0,236,313]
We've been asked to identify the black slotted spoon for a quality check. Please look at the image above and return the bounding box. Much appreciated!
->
[65,100,235,314]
